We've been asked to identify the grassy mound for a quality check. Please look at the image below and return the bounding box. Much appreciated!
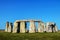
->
[0,32,60,40]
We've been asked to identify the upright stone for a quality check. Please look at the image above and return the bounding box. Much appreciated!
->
[8,23,12,32]
[5,22,9,32]
[53,25,58,32]
[8,23,13,32]
[40,23,45,32]
[55,26,58,32]
[10,23,13,32]
[46,22,58,32]
[29,20,36,33]
[13,22,18,33]
[20,21,25,33]
[38,22,41,32]
[46,22,52,32]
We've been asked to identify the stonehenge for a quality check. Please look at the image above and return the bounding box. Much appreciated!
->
[5,20,58,33]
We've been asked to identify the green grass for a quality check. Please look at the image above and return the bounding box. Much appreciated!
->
[0,32,60,40]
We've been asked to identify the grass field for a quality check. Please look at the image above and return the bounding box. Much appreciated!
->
[0,31,60,40]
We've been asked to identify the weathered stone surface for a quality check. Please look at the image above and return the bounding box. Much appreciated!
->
[20,21,25,33]
[46,22,52,32]
[5,22,9,32]
[8,23,12,32]
[38,22,41,32]
[5,20,58,33]
[40,22,45,32]
[29,20,36,33]
[46,22,58,32]
[54,26,58,32]
[13,22,18,33]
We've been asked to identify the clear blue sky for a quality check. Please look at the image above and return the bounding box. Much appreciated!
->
[0,0,60,30]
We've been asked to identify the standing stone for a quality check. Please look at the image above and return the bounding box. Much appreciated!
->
[5,22,9,32]
[53,25,58,32]
[10,23,13,32]
[46,22,49,32]
[40,23,45,32]
[46,22,52,32]
[20,21,25,33]
[8,23,12,32]
[55,26,58,32]
[46,22,58,32]
[38,22,41,32]
[44,23,46,32]
[29,20,36,33]
[13,22,18,33]
[38,22,45,32]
